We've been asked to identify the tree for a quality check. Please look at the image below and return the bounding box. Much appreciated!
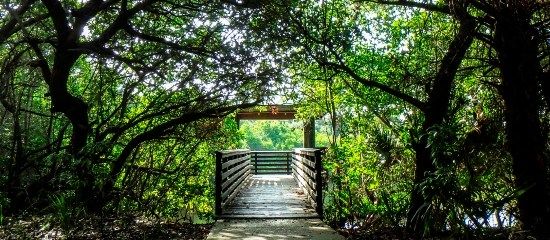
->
[248,0,478,233]
[363,0,550,236]
[1,0,281,213]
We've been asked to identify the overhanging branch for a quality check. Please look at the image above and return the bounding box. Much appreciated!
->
[321,61,427,112]
[363,0,450,14]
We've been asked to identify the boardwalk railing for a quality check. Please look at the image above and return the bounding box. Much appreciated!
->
[215,148,324,217]
[291,148,323,217]
[251,151,292,174]
[215,149,252,216]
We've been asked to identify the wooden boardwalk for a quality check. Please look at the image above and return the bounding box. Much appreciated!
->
[220,174,318,219]
[210,150,343,239]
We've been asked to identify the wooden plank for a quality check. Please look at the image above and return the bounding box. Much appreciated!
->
[252,154,290,158]
[251,151,291,175]
[224,206,311,211]
[292,165,317,194]
[293,173,318,210]
[222,164,252,189]
[231,200,307,205]
[292,168,317,203]
[255,172,288,176]
[255,161,289,165]
[219,213,318,219]
[292,155,316,169]
[292,169,317,199]
[236,111,296,120]
[293,148,317,156]
[254,169,289,172]
[291,169,314,194]
[292,160,316,180]
[255,165,288,168]
[222,170,251,206]
[221,155,250,169]
[222,159,250,179]
[292,155,315,169]
[219,149,250,158]
[236,105,297,120]
[255,168,289,171]
[254,165,289,168]
[220,175,316,219]
[255,171,290,174]
[255,163,289,166]
[252,151,292,154]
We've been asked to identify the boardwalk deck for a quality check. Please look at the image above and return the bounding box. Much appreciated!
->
[219,174,318,219]
[206,218,344,240]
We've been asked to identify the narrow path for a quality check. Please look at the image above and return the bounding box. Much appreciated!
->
[208,175,343,239]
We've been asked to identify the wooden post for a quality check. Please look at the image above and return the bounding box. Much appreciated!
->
[314,149,323,218]
[291,150,296,177]
[303,119,315,148]
[215,151,223,216]
[254,152,258,174]
[286,152,290,173]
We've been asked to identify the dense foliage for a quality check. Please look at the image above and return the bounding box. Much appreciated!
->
[1,0,549,239]
[0,0,279,222]
[248,0,550,238]
[239,120,303,150]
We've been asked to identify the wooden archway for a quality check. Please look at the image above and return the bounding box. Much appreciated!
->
[236,105,315,148]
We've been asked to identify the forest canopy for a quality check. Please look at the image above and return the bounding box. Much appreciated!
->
[1,0,550,239]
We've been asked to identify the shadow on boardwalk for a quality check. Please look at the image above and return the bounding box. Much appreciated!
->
[221,175,317,219]
[209,175,344,239]
[207,219,344,240]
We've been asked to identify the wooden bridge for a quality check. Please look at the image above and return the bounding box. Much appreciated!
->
[214,148,324,219]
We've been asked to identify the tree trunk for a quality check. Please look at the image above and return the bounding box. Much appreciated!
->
[47,50,90,155]
[46,48,97,211]
[406,13,476,233]
[494,7,550,237]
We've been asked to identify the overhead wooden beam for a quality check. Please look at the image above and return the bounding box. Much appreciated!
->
[236,105,297,120]
[236,112,296,120]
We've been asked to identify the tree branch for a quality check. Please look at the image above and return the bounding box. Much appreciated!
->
[72,0,120,35]
[321,61,427,111]
[221,0,264,8]
[28,40,53,84]
[86,0,159,47]
[364,0,450,14]
[0,0,38,42]
[124,26,212,57]
[40,0,71,40]
[101,101,259,202]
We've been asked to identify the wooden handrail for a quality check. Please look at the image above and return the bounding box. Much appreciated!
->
[215,149,252,216]
[250,151,293,174]
[291,148,324,217]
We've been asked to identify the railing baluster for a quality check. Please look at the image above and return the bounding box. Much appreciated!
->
[286,152,290,173]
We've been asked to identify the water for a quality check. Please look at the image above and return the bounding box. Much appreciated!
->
[464,210,516,229]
